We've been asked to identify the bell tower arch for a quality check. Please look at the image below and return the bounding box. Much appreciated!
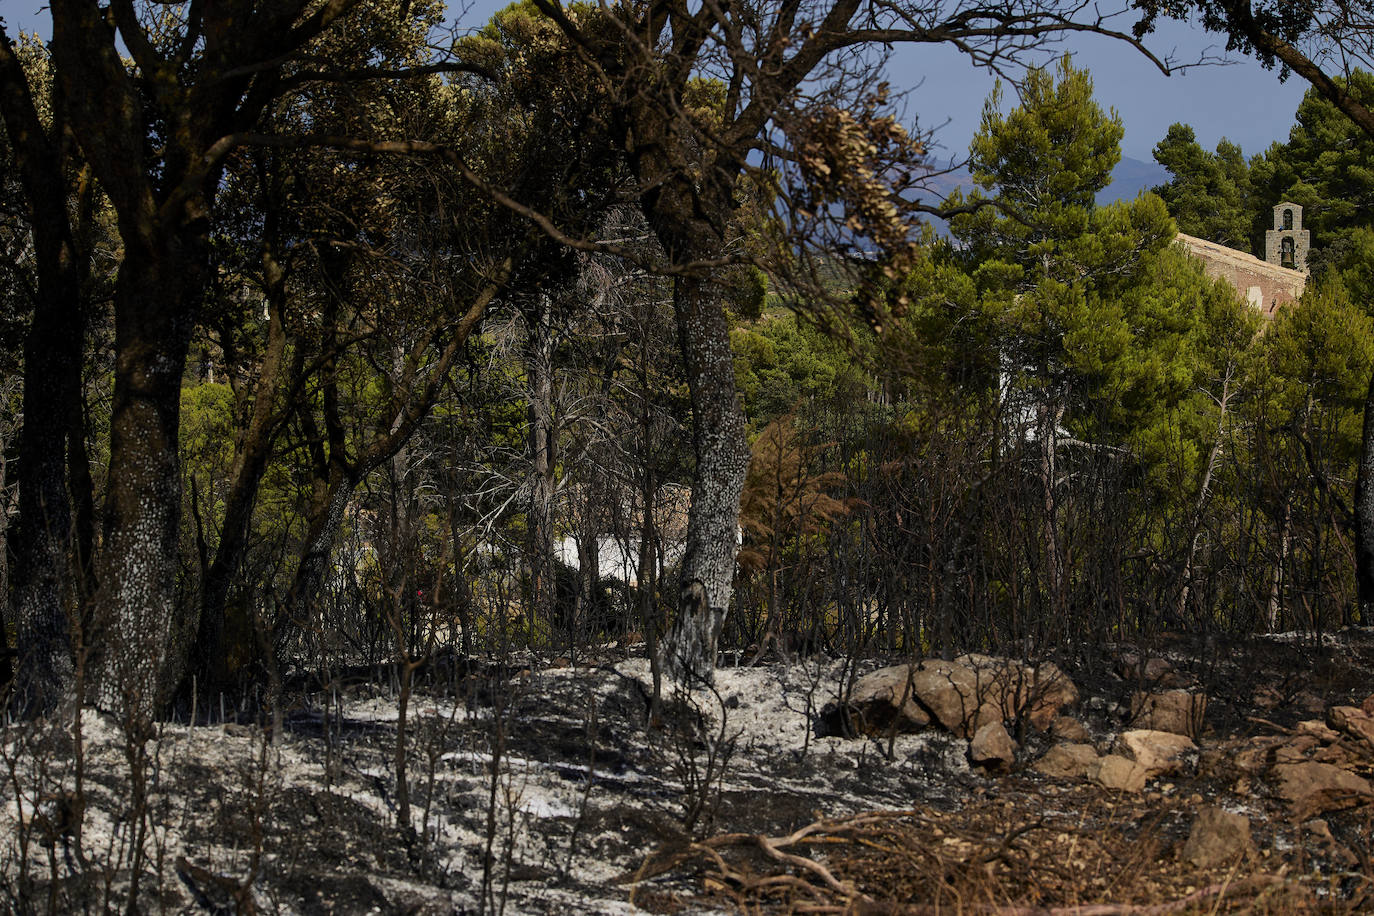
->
[1265,202,1310,272]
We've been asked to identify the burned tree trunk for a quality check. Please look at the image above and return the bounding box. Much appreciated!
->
[191,241,290,694]
[1355,368,1374,624]
[0,28,91,713]
[88,245,205,722]
[660,273,749,685]
[630,129,750,684]
[525,295,558,636]
[8,263,85,714]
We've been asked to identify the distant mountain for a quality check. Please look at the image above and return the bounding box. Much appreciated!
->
[914,155,1170,235]
[1098,156,1170,204]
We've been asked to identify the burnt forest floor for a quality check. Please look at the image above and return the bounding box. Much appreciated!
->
[3,628,1374,914]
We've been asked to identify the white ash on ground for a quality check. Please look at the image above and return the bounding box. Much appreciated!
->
[1,631,1372,913]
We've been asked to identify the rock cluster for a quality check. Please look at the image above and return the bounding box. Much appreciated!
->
[1129,689,1207,739]
[825,652,1374,823]
[1031,719,1200,792]
[1033,687,1374,806]
[829,654,1078,741]
[1218,697,1374,816]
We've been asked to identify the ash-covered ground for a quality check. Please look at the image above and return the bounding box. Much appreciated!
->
[3,630,1373,914]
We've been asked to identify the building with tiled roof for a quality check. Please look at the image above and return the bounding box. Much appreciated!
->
[1175,202,1309,317]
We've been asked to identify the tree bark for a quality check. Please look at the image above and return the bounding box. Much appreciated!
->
[1355,368,1374,624]
[525,295,557,636]
[88,245,204,722]
[9,262,84,714]
[0,27,90,713]
[37,0,382,720]
[660,273,750,684]
[191,242,291,693]
[625,97,751,684]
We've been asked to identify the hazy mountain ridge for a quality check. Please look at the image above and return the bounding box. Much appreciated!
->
[915,155,1171,232]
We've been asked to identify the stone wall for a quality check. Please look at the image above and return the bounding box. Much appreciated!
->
[1175,233,1307,318]
[1264,202,1310,271]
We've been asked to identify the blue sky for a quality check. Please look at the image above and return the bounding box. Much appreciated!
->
[0,0,1308,162]
[894,17,1308,164]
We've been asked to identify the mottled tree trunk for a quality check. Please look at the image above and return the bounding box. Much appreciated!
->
[525,296,557,635]
[89,246,203,723]
[660,275,749,684]
[40,0,389,721]
[1355,369,1374,625]
[287,475,359,634]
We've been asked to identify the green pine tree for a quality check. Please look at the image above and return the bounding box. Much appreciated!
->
[1250,70,1374,277]
[1152,123,1258,252]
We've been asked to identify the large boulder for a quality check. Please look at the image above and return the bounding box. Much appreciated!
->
[1034,743,1099,780]
[1088,754,1148,793]
[1180,807,1253,868]
[903,660,994,737]
[1271,762,1374,809]
[969,722,1016,772]
[1114,729,1197,777]
[1130,689,1207,739]
[955,654,1079,732]
[831,665,932,736]
[827,655,1079,739]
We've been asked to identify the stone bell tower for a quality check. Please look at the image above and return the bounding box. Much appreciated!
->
[1265,202,1310,272]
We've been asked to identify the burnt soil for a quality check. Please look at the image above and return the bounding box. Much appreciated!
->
[3,629,1373,914]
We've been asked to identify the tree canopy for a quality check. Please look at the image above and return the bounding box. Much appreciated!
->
[0,0,1363,739]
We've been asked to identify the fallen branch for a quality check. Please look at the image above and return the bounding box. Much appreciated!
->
[623,809,1306,915]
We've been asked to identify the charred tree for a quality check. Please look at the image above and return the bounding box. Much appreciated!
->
[0,28,93,713]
